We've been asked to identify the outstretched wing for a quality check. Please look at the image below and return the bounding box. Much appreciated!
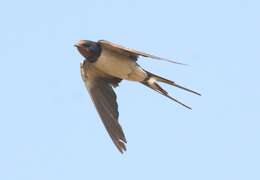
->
[98,40,186,65]
[81,63,126,153]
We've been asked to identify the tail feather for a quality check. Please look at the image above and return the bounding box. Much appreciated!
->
[142,81,192,109]
[142,70,201,109]
[146,71,201,96]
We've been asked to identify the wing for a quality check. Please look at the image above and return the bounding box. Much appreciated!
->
[81,63,126,153]
[98,40,187,65]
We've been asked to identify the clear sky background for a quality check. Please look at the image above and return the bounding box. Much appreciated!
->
[0,0,259,179]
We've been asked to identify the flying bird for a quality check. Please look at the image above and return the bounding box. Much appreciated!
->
[75,40,200,153]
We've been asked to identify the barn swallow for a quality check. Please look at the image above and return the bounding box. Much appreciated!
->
[75,40,200,153]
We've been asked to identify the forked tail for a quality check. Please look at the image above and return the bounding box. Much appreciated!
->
[142,71,201,109]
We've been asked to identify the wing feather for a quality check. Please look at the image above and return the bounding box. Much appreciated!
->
[98,40,187,65]
[81,62,126,153]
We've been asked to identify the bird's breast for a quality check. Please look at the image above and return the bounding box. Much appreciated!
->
[94,48,147,81]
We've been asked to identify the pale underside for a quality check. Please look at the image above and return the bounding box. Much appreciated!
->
[94,46,147,82]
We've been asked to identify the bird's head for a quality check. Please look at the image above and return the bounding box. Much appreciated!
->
[75,40,101,62]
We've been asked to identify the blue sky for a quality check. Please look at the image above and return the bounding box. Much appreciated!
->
[0,0,259,179]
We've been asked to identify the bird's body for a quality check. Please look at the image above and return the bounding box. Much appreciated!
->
[93,46,147,81]
[75,39,200,153]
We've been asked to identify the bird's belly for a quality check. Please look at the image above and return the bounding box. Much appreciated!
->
[94,49,146,81]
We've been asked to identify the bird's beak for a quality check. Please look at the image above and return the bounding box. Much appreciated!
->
[74,44,80,48]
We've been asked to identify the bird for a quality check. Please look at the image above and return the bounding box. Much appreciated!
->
[75,39,201,153]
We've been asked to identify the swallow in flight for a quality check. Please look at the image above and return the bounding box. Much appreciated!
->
[75,40,200,153]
